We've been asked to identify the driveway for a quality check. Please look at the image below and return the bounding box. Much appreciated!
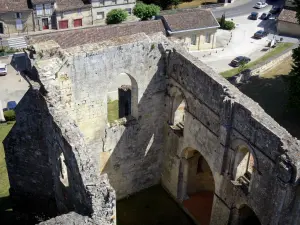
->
[0,56,29,108]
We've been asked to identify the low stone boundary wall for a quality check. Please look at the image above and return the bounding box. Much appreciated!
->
[251,44,296,76]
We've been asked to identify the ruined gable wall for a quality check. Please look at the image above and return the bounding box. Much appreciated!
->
[51,34,168,200]
[162,48,300,225]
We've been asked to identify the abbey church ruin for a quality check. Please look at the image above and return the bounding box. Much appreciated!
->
[3,21,300,225]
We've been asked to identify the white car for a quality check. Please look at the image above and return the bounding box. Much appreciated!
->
[0,62,7,76]
[255,2,268,8]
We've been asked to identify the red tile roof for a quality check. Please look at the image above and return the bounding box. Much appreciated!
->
[0,0,30,13]
[278,9,298,24]
[28,20,166,49]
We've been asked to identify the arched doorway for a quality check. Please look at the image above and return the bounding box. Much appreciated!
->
[238,205,261,225]
[107,73,138,123]
[178,148,215,225]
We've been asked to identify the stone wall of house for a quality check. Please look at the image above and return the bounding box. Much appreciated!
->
[0,11,35,34]
[56,8,92,30]
[161,47,300,225]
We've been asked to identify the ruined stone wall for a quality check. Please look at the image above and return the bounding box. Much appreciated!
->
[161,47,300,225]
[41,34,168,200]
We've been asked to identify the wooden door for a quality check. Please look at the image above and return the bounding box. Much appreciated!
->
[59,20,68,29]
[73,19,82,28]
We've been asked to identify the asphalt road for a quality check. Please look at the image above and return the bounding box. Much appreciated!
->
[212,0,284,18]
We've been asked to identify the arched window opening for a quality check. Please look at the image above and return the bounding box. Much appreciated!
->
[233,146,255,187]
[107,73,138,124]
[170,93,186,133]
[238,205,261,225]
[59,153,69,187]
[178,148,215,225]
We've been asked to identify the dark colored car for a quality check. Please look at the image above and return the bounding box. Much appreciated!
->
[266,13,272,19]
[270,6,281,14]
[249,12,259,20]
[254,30,268,39]
[7,101,17,110]
[260,13,267,20]
[230,56,251,67]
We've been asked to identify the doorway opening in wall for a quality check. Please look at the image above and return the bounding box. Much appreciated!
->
[42,18,49,29]
[0,23,3,34]
[107,73,137,124]
[238,205,261,225]
[178,148,215,225]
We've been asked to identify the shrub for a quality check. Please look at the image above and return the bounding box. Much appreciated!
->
[133,3,160,20]
[218,19,235,30]
[4,110,16,121]
[106,9,128,25]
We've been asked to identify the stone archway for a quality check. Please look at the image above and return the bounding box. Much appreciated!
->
[178,147,215,225]
[237,205,261,225]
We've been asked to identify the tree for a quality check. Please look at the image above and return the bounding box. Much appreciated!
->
[287,0,300,110]
[106,9,128,25]
[133,3,160,21]
[220,13,226,28]
[238,61,247,74]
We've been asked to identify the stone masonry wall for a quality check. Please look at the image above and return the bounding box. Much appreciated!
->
[37,34,168,200]
[161,47,300,225]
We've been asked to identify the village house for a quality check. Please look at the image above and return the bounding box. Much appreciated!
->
[31,0,56,31]
[0,0,35,35]
[277,0,300,37]
[91,0,136,25]
[161,10,219,51]
[55,0,92,29]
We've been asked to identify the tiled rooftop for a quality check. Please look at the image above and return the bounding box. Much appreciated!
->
[56,0,90,12]
[0,0,30,13]
[28,20,166,49]
[161,9,219,32]
[278,9,298,24]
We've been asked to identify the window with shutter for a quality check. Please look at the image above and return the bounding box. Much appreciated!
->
[36,5,43,16]
[15,12,22,19]
[44,4,52,15]
[96,12,104,20]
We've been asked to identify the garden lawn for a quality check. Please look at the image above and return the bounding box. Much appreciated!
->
[107,100,119,123]
[0,122,14,211]
[221,42,294,78]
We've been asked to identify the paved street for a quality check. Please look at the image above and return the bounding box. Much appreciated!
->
[190,0,299,73]
[213,0,284,18]
[0,56,29,108]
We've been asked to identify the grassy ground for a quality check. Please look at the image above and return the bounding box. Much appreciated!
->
[0,122,14,211]
[262,56,293,78]
[178,0,217,9]
[107,100,119,123]
[117,185,195,225]
[221,43,294,78]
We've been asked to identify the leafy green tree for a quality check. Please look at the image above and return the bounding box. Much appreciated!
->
[106,9,128,25]
[133,3,160,20]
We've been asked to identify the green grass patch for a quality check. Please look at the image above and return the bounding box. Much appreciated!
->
[221,42,295,78]
[0,122,15,211]
[107,100,119,123]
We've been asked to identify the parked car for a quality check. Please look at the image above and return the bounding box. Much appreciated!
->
[255,2,268,8]
[0,62,7,76]
[260,13,267,20]
[249,12,259,20]
[7,101,17,110]
[254,30,268,39]
[266,13,272,19]
[270,6,281,14]
[230,56,251,67]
